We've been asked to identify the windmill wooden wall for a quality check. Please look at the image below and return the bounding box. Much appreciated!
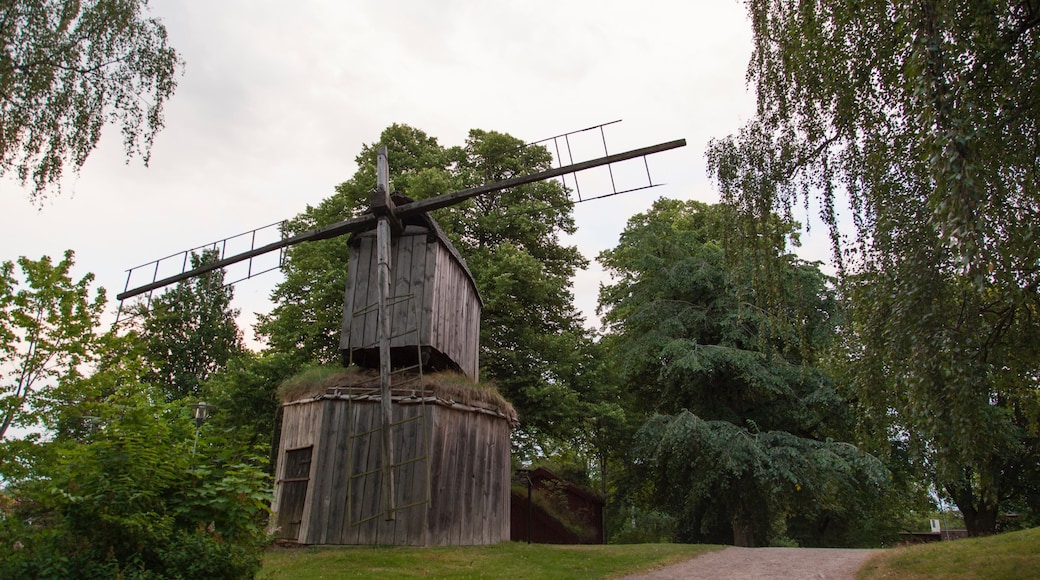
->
[271,391,512,546]
[340,219,482,380]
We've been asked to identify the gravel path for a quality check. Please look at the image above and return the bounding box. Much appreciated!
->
[622,546,879,580]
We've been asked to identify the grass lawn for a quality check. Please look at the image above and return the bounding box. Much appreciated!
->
[260,542,721,579]
[858,526,1040,580]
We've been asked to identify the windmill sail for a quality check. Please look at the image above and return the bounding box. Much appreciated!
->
[116,136,684,304]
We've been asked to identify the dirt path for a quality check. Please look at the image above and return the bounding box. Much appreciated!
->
[622,546,879,580]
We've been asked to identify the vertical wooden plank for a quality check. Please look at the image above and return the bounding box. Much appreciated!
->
[483,418,496,544]
[438,248,450,355]
[394,403,421,545]
[409,235,429,348]
[391,404,410,546]
[403,235,422,351]
[490,418,502,544]
[428,246,441,353]
[415,403,432,545]
[497,419,509,544]
[322,401,348,544]
[325,401,354,544]
[473,416,489,545]
[345,401,372,543]
[471,290,482,380]
[450,411,471,545]
[300,401,333,544]
[418,240,434,349]
[357,401,383,544]
[390,233,414,349]
[340,249,359,352]
[270,407,292,527]
[349,235,373,353]
[429,408,457,545]
[447,262,458,366]
[339,400,361,544]
[466,414,482,544]
[362,236,379,350]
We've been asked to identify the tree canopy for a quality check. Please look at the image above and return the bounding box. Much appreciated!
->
[133,250,245,402]
[597,198,891,546]
[0,250,105,440]
[707,0,1040,535]
[0,253,269,577]
[0,0,182,201]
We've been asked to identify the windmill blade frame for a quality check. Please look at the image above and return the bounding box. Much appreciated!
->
[116,137,686,303]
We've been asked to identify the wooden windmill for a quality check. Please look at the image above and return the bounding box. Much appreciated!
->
[117,122,685,545]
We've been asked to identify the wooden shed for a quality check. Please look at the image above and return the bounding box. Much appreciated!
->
[339,209,482,380]
[271,373,515,546]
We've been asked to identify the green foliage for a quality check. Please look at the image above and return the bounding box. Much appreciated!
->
[0,266,268,578]
[597,199,896,546]
[634,411,889,547]
[0,386,270,579]
[0,0,182,201]
[133,249,246,402]
[204,351,300,466]
[609,507,677,544]
[708,0,1040,535]
[0,250,106,440]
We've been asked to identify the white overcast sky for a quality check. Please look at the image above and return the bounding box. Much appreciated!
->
[1,1,830,346]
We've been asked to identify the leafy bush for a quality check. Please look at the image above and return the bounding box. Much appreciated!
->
[0,392,270,579]
[610,507,677,544]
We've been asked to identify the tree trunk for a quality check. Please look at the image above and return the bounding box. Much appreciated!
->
[963,504,998,537]
[732,516,757,547]
[946,479,999,537]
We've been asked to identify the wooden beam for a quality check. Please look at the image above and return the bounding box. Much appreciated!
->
[375,217,396,521]
[370,146,392,212]
[396,139,687,217]
[116,214,376,300]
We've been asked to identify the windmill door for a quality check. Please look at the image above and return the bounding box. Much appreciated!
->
[277,446,313,540]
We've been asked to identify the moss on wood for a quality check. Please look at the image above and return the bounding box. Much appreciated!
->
[277,365,516,422]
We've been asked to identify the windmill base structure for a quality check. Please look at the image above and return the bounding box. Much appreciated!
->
[272,371,516,546]
[113,122,685,547]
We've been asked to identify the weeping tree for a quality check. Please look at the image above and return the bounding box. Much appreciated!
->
[707,1,1040,536]
[598,199,890,546]
[0,0,182,201]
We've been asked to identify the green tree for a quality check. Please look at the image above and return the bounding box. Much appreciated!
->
[134,249,245,402]
[257,124,597,453]
[0,381,269,579]
[0,0,182,201]
[0,269,269,578]
[203,350,299,472]
[708,0,1040,535]
[598,199,890,546]
[0,250,105,440]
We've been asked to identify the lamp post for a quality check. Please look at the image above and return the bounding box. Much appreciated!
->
[191,401,214,455]
[516,468,532,544]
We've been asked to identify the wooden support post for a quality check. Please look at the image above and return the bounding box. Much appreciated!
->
[375,148,396,521]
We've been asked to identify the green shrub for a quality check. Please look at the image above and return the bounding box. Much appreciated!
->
[0,394,270,579]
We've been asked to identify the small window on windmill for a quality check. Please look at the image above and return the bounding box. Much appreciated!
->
[930,519,941,534]
[284,446,313,481]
